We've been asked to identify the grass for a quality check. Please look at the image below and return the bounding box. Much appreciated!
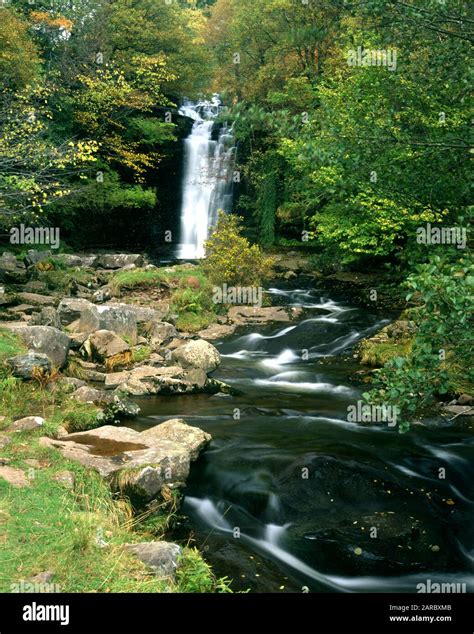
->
[0,330,26,369]
[0,431,229,593]
[131,345,152,364]
[0,373,101,432]
[174,312,216,333]
[110,265,209,295]
[359,340,413,368]
[110,266,222,333]
[36,266,101,293]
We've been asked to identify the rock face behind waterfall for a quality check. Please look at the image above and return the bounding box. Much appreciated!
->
[176,96,235,260]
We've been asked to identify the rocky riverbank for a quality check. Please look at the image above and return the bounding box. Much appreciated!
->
[0,247,306,593]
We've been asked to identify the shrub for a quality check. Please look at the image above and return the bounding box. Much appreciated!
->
[367,254,474,432]
[202,212,275,286]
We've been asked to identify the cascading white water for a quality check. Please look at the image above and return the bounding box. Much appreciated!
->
[176,95,235,260]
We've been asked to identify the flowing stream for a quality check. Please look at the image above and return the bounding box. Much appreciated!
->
[131,284,474,593]
[176,96,235,260]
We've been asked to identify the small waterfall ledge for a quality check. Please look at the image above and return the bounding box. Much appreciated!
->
[176,95,235,260]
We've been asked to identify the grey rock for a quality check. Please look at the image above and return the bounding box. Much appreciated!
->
[141,419,211,461]
[172,339,221,373]
[73,303,138,344]
[0,252,27,284]
[82,329,130,362]
[8,416,45,432]
[15,326,70,368]
[17,292,56,307]
[24,250,52,266]
[58,298,94,326]
[125,542,181,580]
[6,352,52,379]
[30,306,61,329]
[97,254,144,269]
[142,321,177,347]
[197,323,236,341]
[228,306,291,326]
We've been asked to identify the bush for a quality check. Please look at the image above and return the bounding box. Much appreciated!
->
[202,212,275,286]
[367,254,474,431]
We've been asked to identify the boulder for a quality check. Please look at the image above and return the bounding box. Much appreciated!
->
[71,303,138,343]
[141,419,211,460]
[15,326,70,368]
[24,281,48,293]
[39,425,192,501]
[97,254,144,269]
[457,394,473,406]
[51,254,83,267]
[386,320,417,340]
[8,304,36,315]
[125,542,181,580]
[29,306,61,329]
[61,377,86,391]
[82,330,130,362]
[7,416,44,432]
[109,364,221,397]
[0,252,27,284]
[441,405,474,418]
[71,385,108,404]
[228,306,291,326]
[142,321,177,347]
[24,250,52,266]
[172,339,220,373]
[6,352,51,379]
[58,298,94,326]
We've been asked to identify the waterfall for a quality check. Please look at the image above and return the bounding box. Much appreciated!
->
[176,95,235,260]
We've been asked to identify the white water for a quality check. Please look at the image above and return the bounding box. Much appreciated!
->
[176,95,235,259]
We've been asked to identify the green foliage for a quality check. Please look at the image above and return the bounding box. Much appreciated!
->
[367,254,474,431]
[111,268,164,294]
[36,266,99,293]
[131,345,152,364]
[203,212,275,286]
[176,547,232,593]
[359,340,413,368]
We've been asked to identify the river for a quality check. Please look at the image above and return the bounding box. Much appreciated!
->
[130,282,474,593]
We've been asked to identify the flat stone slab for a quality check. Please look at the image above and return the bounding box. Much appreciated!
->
[17,293,57,306]
[0,466,30,487]
[38,420,211,500]
[228,306,291,326]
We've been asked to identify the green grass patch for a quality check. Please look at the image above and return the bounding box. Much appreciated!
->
[175,312,216,333]
[131,345,152,364]
[0,330,26,364]
[0,432,233,593]
[37,266,100,293]
[359,340,413,368]
[0,435,172,592]
[0,375,100,432]
[110,265,209,295]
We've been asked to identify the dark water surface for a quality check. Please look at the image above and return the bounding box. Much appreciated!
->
[130,285,474,593]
